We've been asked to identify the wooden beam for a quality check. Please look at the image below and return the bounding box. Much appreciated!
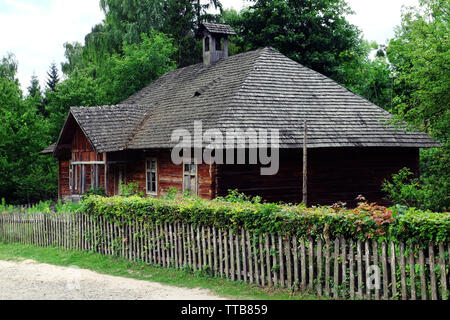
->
[70,161,106,165]
[302,120,308,206]
[104,153,108,196]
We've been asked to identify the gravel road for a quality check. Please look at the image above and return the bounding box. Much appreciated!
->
[0,259,225,300]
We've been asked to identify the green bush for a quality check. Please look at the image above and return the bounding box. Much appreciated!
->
[119,182,144,197]
[382,167,449,212]
[79,194,449,245]
[82,187,106,200]
[0,198,80,214]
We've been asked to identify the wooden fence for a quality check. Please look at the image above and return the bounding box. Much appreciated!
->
[0,211,448,300]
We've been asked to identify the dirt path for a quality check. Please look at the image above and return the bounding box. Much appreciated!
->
[0,259,225,300]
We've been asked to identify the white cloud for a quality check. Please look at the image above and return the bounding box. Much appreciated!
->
[0,0,104,92]
[221,0,252,11]
[346,0,419,44]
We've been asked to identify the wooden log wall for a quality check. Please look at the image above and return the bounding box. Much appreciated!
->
[57,119,420,206]
[1,211,448,300]
[59,125,105,198]
[113,150,215,199]
[216,147,420,206]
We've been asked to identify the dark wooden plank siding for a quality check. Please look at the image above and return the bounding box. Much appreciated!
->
[216,148,419,206]
[307,147,419,206]
[216,149,303,203]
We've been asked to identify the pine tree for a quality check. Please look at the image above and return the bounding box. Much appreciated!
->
[27,73,45,116]
[46,62,60,91]
[27,74,41,98]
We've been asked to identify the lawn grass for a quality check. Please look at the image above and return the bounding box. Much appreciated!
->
[0,242,319,300]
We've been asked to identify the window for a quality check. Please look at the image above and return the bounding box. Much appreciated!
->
[215,37,223,51]
[69,162,73,191]
[146,158,158,195]
[183,161,197,195]
[204,37,210,52]
[74,165,78,191]
[91,165,99,188]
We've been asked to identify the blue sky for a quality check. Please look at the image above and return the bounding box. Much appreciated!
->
[0,0,418,92]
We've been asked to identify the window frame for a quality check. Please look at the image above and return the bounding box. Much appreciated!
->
[204,37,210,52]
[146,158,158,196]
[69,162,73,191]
[182,160,198,196]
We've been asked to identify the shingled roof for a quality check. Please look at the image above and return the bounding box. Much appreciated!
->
[60,104,149,153]
[40,142,56,155]
[199,22,237,35]
[54,47,439,153]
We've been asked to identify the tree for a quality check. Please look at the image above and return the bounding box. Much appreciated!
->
[27,73,45,116]
[100,31,177,104]
[46,63,60,91]
[27,74,42,99]
[387,0,449,141]
[0,54,57,203]
[224,0,364,81]
[336,42,393,110]
[383,0,449,211]
[68,0,222,70]
[61,42,84,75]
[45,69,105,139]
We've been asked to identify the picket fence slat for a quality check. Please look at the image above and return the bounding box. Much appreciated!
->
[419,248,427,300]
[438,243,447,299]
[271,234,277,286]
[334,238,340,299]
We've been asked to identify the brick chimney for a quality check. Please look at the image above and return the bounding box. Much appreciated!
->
[198,23,236,66]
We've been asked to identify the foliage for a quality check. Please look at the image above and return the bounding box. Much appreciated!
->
[387,0,449,142]
[336,42,394,110]
[80,194,449,244]
[27,74,45,116]
[164,187,180,200]
[45,63,60,92]
[98,31,177,104]
[119,182,144,197]
[79,0,221,68]
[0,198,80,214]
[220,189,262,204]
[0,54,57,204]
[384,0,449,212]
[61,42,84,75]
[224,0,365,82]
[82,187,106,200]
[45,68,105,138]
[382,168,449,212]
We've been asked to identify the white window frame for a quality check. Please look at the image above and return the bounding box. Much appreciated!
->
[182,160,198,196]
[74,164,78,191]
[146,158,158,195]
[69,162,73,191]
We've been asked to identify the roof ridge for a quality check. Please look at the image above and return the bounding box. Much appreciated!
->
[122,105,156,150]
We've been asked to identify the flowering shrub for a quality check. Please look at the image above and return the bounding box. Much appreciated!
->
[79,194,449,245]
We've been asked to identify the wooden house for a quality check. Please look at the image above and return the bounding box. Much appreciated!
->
[42,23,439,206]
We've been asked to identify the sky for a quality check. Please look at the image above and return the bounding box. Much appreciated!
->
[0,0,419,92]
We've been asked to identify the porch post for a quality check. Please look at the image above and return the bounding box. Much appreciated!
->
[302,120,308,206]
[104,152,108,196]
